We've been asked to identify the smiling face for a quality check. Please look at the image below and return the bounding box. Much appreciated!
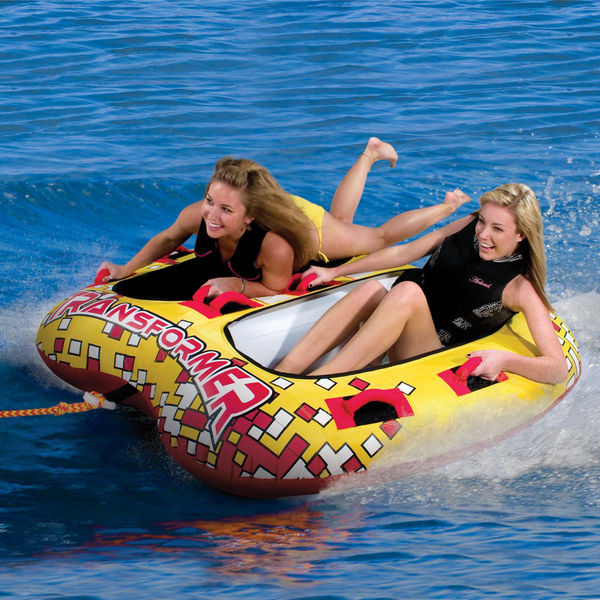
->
[475,202,525,261]
[201,180,252,240]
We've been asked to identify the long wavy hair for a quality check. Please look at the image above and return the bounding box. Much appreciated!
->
[208,157,316,270]
[479,183,552,310]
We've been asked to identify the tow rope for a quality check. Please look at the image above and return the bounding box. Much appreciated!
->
[0,391,117,418]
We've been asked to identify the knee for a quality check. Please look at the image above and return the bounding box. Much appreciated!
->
[385,281,427,309]
[348,279,387,313]
[333,212,354,226]
[353,279,387,302]
[372,226,389,249]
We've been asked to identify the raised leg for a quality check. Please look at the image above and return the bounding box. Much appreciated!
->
[377,188,470,246]
[329,137,398,224]
[321,188,470,260]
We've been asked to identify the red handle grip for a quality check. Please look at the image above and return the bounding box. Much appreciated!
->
[191,285,261,316]
[344,388,402,415]
[455,356,508,383]
[326,388,415,430]
[192,285,210,304]
[297,273,318,292]
[297,273,340,292]
[209,291,262,313]
[455,356,482,381]
[94,268,111,285]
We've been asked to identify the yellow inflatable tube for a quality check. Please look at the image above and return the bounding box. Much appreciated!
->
[36,255,581,497]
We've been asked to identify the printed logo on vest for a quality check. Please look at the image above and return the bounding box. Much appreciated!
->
[469,276,492,288]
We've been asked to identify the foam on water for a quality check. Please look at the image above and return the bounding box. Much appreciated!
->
[440,293,600,473]
[321,292,600,501]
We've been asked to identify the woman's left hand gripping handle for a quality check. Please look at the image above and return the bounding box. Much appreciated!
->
[94,268,111,284]
[95,261,127,284]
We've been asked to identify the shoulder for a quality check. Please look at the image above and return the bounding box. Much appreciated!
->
[258,231,294,265]
[179,200,204,220]
[503,275,543,312]
[424,214,476,250]
[175,201,204,232]
[440,214,477,239]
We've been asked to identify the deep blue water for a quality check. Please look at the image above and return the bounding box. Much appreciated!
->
[1,1,599,598]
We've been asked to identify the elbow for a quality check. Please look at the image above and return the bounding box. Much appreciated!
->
[518,355,569,385]
[556,363,570,384]
[547,358,569,385]
[263,288,282,297]
[260,282,287,297]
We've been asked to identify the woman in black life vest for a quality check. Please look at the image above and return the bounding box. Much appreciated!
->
[96,138,468,300]
[277,184,568,385]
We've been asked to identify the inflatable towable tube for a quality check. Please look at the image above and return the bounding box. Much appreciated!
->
[36,251,581,497]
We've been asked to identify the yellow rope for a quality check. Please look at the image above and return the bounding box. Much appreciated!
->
[0,391,116,418]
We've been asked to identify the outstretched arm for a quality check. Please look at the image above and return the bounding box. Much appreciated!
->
[305,214,474,287]
[469,277,568,384]
[96,202,202,282]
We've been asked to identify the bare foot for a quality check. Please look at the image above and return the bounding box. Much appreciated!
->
[363,137,398,168]
[444,188,471,212]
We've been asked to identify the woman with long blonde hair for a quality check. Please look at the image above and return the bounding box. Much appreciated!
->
[277,183,567,385]
[97,137,468,300]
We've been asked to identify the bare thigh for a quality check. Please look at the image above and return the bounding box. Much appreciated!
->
[319,213,385,259]
[385,282,443,362]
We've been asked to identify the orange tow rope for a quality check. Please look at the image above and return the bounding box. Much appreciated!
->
[0,391,117,418]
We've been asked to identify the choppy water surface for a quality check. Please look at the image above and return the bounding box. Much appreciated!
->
[1,1,599,598]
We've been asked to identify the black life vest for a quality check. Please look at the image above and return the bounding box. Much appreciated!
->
[113,221,268,301]
[194,220,267,281]
[395,216,527,346]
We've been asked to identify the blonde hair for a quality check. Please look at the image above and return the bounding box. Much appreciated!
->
[479,183,552,310]
[208,157,316,270]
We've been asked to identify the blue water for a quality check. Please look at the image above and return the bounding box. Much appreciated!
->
[1,1,599,598]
